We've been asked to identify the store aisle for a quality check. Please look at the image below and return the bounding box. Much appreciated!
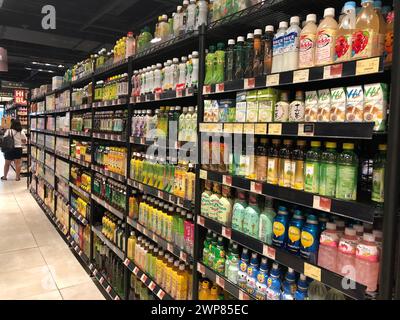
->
[0,158,104,300]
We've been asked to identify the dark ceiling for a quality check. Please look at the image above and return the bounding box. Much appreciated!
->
[0,0,181,86]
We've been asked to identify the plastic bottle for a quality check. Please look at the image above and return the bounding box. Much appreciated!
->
[252,29,264,77]
[318,222,340,273]
[197,0,209,29]
[234,36,245,79]
[291,140,306,190]
[199,280,211,300]
[238,248,250,290]
[319,142,338,197]
[304,141,321,193]
[213,236,226,274]
[336,227,358,279]
[335,2,357,62]
[254,257,268,300]
[201,180,213,218]
[278,139,293,187]
[267,139,280,185]
[191,51,199,87]
[315,8,338,66]
[263,25,275,75]
[336,143,358,200]
[283,16,301,71]
[299,14,318,68]
[281,268,297,300]
[125,32,136,58]
[207,233,218,268]
[372,144,386,203]
[174,6,183,37]
[287,210,305,255]
[300,214,320,263]
[266,263,282,300]
[272,206,289,248]
[186,0,197,32]
[225,39,236,81]
[294,274,309,300]
[243,194,260,239]
[231,190,247,232]
[271,21,288,73]
[178,56,187,88]
[246,253,259,295]
[384,7,394,65]
[259,197,276,245]
[214,42,225,83]
[204,46,216,85]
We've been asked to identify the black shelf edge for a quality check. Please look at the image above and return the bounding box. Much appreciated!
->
[70,104,92,112]
[88,264,122,300]
[69,206,89,225]
[123,258,173,300]
[92,164,126,183]
[70,157,91,168]
[127,178,194,211]
[66,235,91,268]
[200,170,377,223]
[92,225,125,261]
[54,151,70,161]
[55,131,70,137]
[55,172,69,185]
[70,131,91,138]
[92,132,126,142]
[69,182,91,200]
[91,194,125,220]
[126,217,193,264]
[93,97,128,108]
[54,189,69,204]
[131,87,196,104]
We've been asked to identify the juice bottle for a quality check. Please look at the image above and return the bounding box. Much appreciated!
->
[351,0,380,60]
[291,140,306,190]
[371,144,386,203]
[319,142,338,197]
[244,33,254,78]
[335,2,356,62]
[246,253,259,295]
[271,21,288,73]
[374,1,386,57]
[225,39,236,81]
[315,8,338,66]
[154,249,164,284]
[204,45,216,85]
[253,29,264,77]
[170,260,180,298]
[127,231,136,260]
[178,210,186,249]
[125,32,136,58]
[304,141,321,193]
[209,183,222,221]
[165,257,175,293]
[278,139,293,188]
[202,230,213,265]
[300,214,320,264]
[187,264,193,300]
[318,222,339,272]
[272,206,289,248]
[234,36,245,79]
[299,14,318,68]
[184,213,194,254]
[198,280,210,300]
[208,233,218,268]
[213,42,225,84]
[231,190,247,232]
[175,263,188,300]
[287,210,305,255]
[267,139,280,185]
[274,91,290,122]
[259,197,276,245]
[213,236,226,274]
[336,227,357,279]
[255,138,268,182]
[283,16,301,71]
[201,180,213,218]
[263,25,275,75]
[243,194,260,239]
[336,143,358,200]
[218,185,233,225]
[384,7,394,65]
[238,248,250,290]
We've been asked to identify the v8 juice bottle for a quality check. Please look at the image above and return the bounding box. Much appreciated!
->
[272,206,289,248]
[336,143,358,200]
[319,142,338,197]
[318,222,339,272]
[336,227,357,279]
[299,14,318,69]
[271,21,288,73]
[304,141,321,193]
[300,214,320,264]
[371,144,386,203]
[335,1,356,62]
[315,8,338,66]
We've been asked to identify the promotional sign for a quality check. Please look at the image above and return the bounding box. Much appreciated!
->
[14,89,27,106]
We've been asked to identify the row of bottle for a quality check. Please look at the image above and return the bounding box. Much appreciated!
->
[70,165,91,193]
[130,154,196,201]
[131,106,197,142]
[127,232,193,300]
[71,113,92,133]
[70,219,91,259]
[94,146,127,176]
[101,213,126,252]
[93,74,129,102]
[198,280,230,300]
[93,110,128,134]
[210,0,261,22]
[131,53,199,96]
[204,1,394,85]
[70,191,90,219]
[71,140,91,163]
[130,274,155,300]
[93,174,127,211]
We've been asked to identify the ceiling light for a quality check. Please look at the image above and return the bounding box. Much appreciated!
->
[58,64,65,68]
[32,62,39,65]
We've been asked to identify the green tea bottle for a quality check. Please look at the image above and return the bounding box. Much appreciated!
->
[319,142,338,197]
[372,144,386,203]
[213,42,225,84]
[202,230,213,265]
[234,36,245,80]
[336,143,358,201]
[225,39,236,81]
[204,45,216,85]
[258,197,276,245]
[244,33,254,78]
[304,141,321,193]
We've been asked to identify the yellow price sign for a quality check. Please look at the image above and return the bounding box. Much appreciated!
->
[233,123,244,134]
[355,57,380,76]
[199,170,208,180]
[268,123,282,135]
[243,123,255,134]
[254,123,267,135]
[304,262,322,282]
[293,69,310,83]
[224,123,234,133]
[266,73,280,86]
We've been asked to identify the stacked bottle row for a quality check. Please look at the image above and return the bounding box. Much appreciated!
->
[131,52,199,97]
[130,274,156,300]
[71,113,92,133]
[94,146,127,176]
[204,1,394,86]
[70,219,91,258]
[70,191,90,219]
[71,85,92,106]
[71,140,91,162]
[130,153,196,201]
[71,165,91,193]
[127,232,193,300]
[94,74,129,102]
[93,110,128,135]
[198,279,235,300]
[101,212,126,252]
[204,83,388,131]
[210,0,262,22]
[132,106,198,142]
[93,173,127,211]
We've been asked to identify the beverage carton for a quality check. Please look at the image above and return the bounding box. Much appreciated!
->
[363,83,388,132]
[346,86,364,122]
[236,92,247,122]
[330,87,346,122]
[304,91,318,122]
[317,89,331,122]
[204,100,213,122]
[257,88,278,122]
[246,90,259,122]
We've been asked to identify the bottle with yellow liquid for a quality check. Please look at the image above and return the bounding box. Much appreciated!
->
[166,206,174,242]
[160,252,170,289]
[175,263,189,300]
[187,264,193,300]
[146,244,154,274]
[209,285,220,300]
[127,231,136,260]
[164,257,175,294]
[186,163,196,201]
[198,280,211,300]
[278,140,293,188]
[170,260,180,297]
[151,247,159,278]
[154,249,164,284]
[291,140,306,190]
[267,139,281,185]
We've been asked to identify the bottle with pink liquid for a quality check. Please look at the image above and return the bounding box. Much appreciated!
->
[336,228,358,279]
[184,213,194,254]
[355,233,380,292]
[317,222,339,272]
[353,224,364,241]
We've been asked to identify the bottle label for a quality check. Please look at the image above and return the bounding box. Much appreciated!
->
[356,243,379,262]
[315,28,337,65]
[273,221,286,244]
[336,165,357,200]
[338,238,357,255]
[291,160,304,190]
[320,233,339,247]
[351,29,375,59]
[301,231,315,249]
[287,225,301,252]
[371,167,384,203]
[284,31,300,53]
[283,160,293,187]
[304,162,319,193]
[274,101,289,122]
[299,33,316,67]
[319,163,337,197]
[273,35,285,56]
[335,33,352,62]
[289,101,305,122]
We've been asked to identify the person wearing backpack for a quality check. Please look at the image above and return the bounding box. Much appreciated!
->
[1,119,27,181]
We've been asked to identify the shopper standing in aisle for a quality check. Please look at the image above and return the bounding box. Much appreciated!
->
[1,119,27,181]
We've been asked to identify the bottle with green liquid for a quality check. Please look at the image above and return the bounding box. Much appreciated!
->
[213,236,226,274]
[225,39,236,81]
[244,33,254,78]
[213,42,225,84]
[202,230,213,266]
[336,143,358,201]
[231,190,247,232]
[371,144,386,203]
[304,141,321,193]
[319,142,338,197]
[243,194,260,239]
[258,197,276,245]
[234,36,245,80]
[208,233,218,268]
[204,45,216,85]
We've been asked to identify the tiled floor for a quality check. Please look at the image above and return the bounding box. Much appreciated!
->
[0,157,104,300]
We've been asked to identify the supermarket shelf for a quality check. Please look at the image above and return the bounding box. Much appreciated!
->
[91,164,126,183]
[127,178,193,211]
[70,130,91,138]
[69,182,91,200]
[197,215,367,300]
[94,58,128,78]
[130,87,196,104]
[123,258,172,300]
[66,235,90,267]
[199,122,376,140]
[36,174,55,190]
[129,136,154,146]
[54,189,69,204]
[55,172,69,185]
[52,107,70,114]
[88,263,122,300]
[91,194,125,220]
[92,132,126,142]
[31,94,46,103]
[71,73,93,87]
[70,157,91,168]
[55,131,70,137]
[127,217,193,264]
[93,97,128,108]
[200,170,378,223]
[70,104,92,112]
[69,206,89,226]
[92,225,125,261]
[46,84,71,96]
[197,262,253,301]
[44,146,55,154]
[54,150,70,161]
[202,57,384,95]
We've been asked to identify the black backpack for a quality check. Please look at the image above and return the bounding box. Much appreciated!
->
[1,130,14,153]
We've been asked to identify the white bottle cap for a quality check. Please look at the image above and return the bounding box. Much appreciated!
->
[151,64,156,69]
[363,233,375,242]
[192,51,199,56]
[177,5,182,11]
[290,16,300,25]
[190,0,196,3]
[279,21,288,29]
[345,228,356,236]
[162,14,168,20]
[183,0,189,5]
[326,222,337,230]
[188,106,195,112]
[288,267,294,273]
[156,63,162,68]
[373,230,383,239]
[324,8,335,17]
[247,33,254,39]
[173,58,179,63]
[188,54,193,59]
[181,56,187,62]
[254,29,263,36]
[306,14,317,23]
[167,59,172,64]
[265,25,274,32]
[237,36,245,42]
[228,39,235,45]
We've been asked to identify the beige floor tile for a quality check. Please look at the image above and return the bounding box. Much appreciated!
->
[39,244,76,265]
[0,248,46,274]
[47,259,93,289]
[20,290,63,300]
[0,265,58,300]
[31,228,65,247]
[60,281,105,300]
[0,231,37,254]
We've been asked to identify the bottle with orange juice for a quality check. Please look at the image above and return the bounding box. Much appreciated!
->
[176,263,189,300]
[209,285,220,300]
[198,280,211,300]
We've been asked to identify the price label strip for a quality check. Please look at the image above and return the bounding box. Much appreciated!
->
[263,245,276,260]
[313,196,332,212]
[355,57,380,76]
[293,69,310,83]
[266,73,280,86]
[216,275,225,289]
[304,262,322,282]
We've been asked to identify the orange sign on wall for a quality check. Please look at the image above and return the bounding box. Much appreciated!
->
[14,89,27,106]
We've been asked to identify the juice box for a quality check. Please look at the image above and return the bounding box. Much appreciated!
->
[330,87,346,122]
[236,91,247,122]
[203,100,213,122]
[317,89,331,122]
[246,90,259,122]
[219,99,235,123]
[363,83,388,131]
[304,91,318,122]
[257,88,278,122]
[346,86,364,122]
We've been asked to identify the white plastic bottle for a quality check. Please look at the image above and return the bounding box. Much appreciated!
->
[186,54,193,87]
[149,65,156,93]
[283,16,301,71]
[166,60,173,90]
[185,106,195,141]
[174,6,183,37]
[191,51,199,88]
[172,58,180,89]
[154,63,162,92]
[335,1,356,62]
[186,0,197,32]
[299,14,318,68]
[196,0,209,29]
[271,21,288,73]
[178,56,188,88]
